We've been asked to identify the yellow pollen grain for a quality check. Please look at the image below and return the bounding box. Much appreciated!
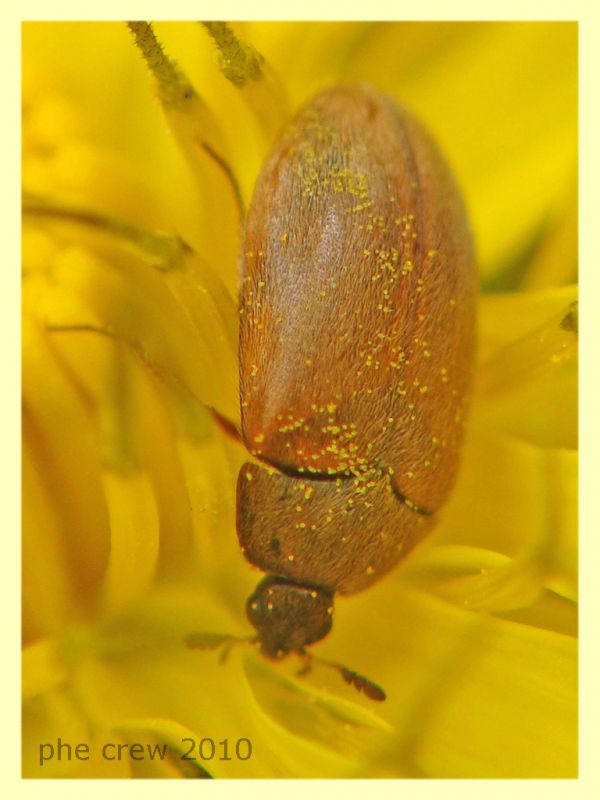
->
[253,433,265,443]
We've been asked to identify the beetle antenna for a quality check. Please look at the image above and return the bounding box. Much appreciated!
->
[298,651,386,702]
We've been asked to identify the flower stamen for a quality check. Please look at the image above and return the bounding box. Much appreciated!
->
[127,21,244,219]
[202,21,289,138]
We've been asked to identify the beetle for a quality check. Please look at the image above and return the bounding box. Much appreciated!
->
[202,83,477,700]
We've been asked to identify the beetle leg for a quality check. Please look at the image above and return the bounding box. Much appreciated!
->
[210,407,243,443]
[184,632,254,663]
[295,650,313,677]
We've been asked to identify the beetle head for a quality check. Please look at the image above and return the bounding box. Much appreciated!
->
[246,574,334,659]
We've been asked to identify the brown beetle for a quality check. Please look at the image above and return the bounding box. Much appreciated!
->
[215,84,476,699]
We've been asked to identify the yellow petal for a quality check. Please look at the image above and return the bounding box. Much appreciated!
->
[22,445,73,641]
[22,639,67,701]
[99,470,160,616]
[320,583,576,777]
[474,287,577,448]
[437,427,577,602]
[23,686,93,777]
[38,238,236,421]
[521,178,577,290]
[23,317,111,620]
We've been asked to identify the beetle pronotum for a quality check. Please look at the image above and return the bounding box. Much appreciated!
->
[194,83,477,701]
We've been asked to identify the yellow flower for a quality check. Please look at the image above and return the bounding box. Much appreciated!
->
[22,21,577,778]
